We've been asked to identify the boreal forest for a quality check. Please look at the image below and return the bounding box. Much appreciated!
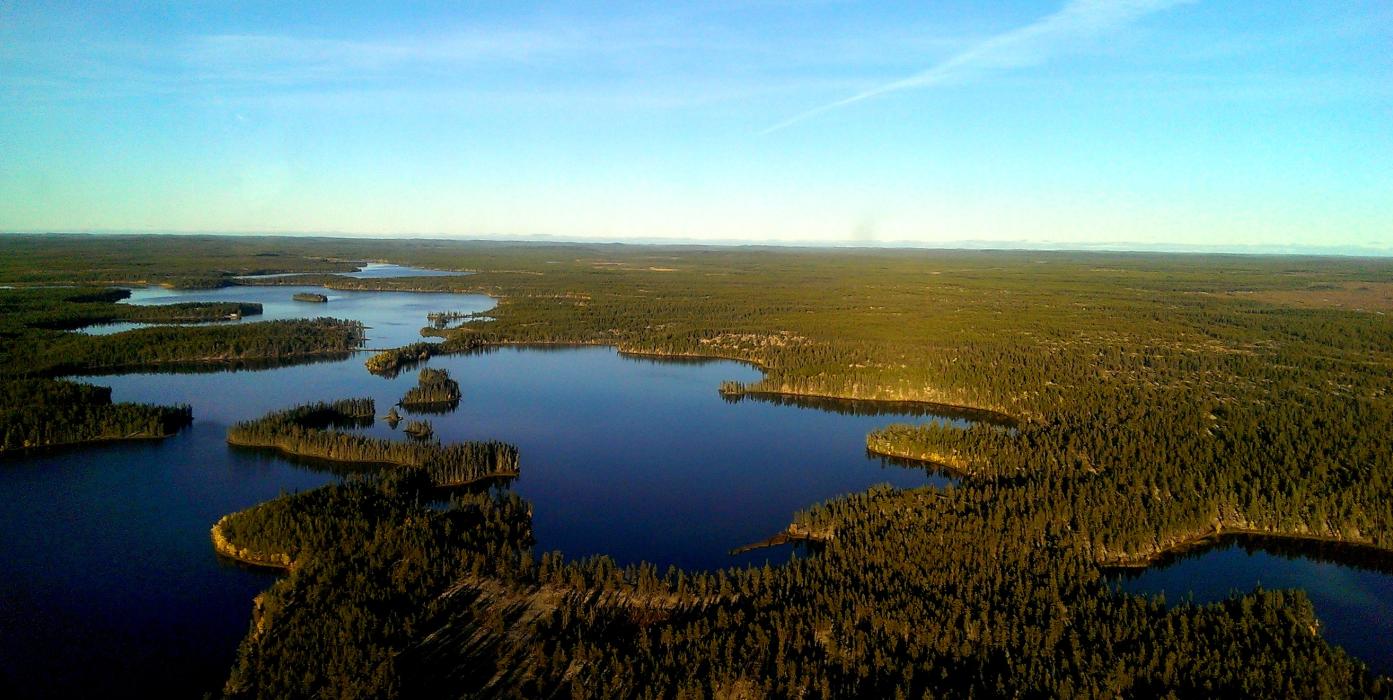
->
[1,233,1390,698]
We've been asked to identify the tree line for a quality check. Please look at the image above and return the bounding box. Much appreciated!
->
[0,378,191,453]
[227,398,517,486]
[6,318,365,377]
[218,472,534,698]
[400,368,461,408]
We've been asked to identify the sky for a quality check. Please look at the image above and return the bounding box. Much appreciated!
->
[1,1,1390,251]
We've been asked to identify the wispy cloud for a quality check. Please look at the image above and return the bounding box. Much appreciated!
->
[185,28,608,85]
[762,0,1195,134]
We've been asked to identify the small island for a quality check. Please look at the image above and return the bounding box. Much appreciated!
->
[403,419,434,440]
[400,368,461,409]
[292,292,328,303]
[225,398,517,487]
[365,341,436,375]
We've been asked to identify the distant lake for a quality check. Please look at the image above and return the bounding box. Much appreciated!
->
[2,266,1389,696]
[81,263,484,346]
[339,262,469,278]
[231,262,469,281]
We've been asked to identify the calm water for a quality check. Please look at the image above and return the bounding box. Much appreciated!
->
[1114,537,1393,675]
[229,262,469,281]
[3,274,1391,696]
[340,262,468,278]
[83,262,481,345]
[0,427,336,698]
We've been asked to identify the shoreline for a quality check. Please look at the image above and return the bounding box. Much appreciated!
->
[858,437,1393,570]
[429,470,520,489]
[863,442,976,477]
[0,431,180,458]
[235,279,480,295]
[451,342,1019,424]
[726,388,1015,425]
[375,328,1012,425]
[1097,526,1391,569]
[225,436,517,487]
[210,517,292,571]
[862,444,1393,570]
[730,524,835,555]
[617,347,768,370]
[65,347,361,377]
[625,347,1018,423]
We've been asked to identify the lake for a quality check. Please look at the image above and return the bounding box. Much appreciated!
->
[1,266,1390,696]
[1113,535,1393,676]
[80,262,480,346]
[0,267,957,697]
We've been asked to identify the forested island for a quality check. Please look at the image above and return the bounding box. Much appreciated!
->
[291,292,328,303]
[400,368,461,409]
[0,378,191,453]
[2,234,1391,697]
[402,419,434,440]
[426,310,479,329]
[364,341,441,375]
[226,398,517,486]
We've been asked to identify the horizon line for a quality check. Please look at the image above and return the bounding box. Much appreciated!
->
[2,229,1391,259]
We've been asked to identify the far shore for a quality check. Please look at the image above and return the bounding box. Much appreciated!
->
[0,431,179,458]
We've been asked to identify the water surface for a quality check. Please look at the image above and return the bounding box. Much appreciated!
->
[0,425,335,698]
[1113,536,1393,675]
[340,262,468,278]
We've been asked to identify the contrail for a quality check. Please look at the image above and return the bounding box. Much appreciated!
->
[762,0,1194,134]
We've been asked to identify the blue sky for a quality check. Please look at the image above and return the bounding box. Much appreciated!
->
[2,1,1390,250]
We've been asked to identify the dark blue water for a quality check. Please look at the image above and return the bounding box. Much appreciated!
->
[0,424,336,698]
[71,347,955,572]
[1114,538,1393,676]
[3,277,1390,695]
[381,348,956,570]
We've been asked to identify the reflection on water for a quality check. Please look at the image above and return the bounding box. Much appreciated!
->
[720,389,1017,425]
[399,400,461,416]
[66,352,355,377]
[1112,534,1393,676]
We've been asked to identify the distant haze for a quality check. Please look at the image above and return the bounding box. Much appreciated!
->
[2,1,1390,250]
